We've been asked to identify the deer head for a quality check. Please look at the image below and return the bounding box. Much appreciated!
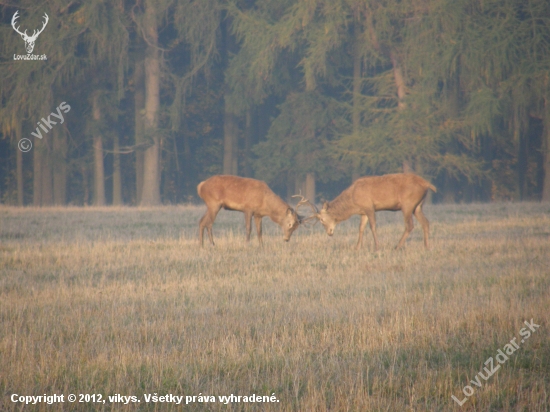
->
[281,208,301,242]
[12,11,49,54]
[317,202,337,236]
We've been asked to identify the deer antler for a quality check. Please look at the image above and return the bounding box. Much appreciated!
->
[12,11,48,41]
[292,192,319,226]
[30,13,49,40]
[11,11,27,37]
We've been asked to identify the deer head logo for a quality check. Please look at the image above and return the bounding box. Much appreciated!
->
[12,11,49,54]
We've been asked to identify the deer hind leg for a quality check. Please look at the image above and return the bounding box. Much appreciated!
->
[253,215,263,246]
[199,213,207,247]
[356,214,369,250]
[245,212,253,242]
[396,207,414,249]
[199,205,221,247]
[414,202,430,249]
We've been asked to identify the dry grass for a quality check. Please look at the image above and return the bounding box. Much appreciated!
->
[0,203,549,411]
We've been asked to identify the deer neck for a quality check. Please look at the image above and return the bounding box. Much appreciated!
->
[328,191,356,222]
[267,196,291,226]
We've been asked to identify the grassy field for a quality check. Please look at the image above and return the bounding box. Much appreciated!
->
[0,202,549,411]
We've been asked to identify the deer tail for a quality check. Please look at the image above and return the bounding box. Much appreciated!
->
[197,181,205,198]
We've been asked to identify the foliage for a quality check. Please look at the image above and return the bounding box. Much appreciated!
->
[254,90,340,184]
[1,0,550,203]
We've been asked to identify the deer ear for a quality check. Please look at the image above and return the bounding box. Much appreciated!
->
[286,208,293,216]
[322,201,329,211]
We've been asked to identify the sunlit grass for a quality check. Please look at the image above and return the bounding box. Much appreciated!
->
[0,203,549,411]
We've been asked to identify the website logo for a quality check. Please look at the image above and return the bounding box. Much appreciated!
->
[12,11,48,60]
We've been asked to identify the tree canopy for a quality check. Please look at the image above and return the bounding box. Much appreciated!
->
[1,0,549,205]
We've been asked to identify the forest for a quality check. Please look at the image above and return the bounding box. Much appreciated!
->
[1,0,550,206]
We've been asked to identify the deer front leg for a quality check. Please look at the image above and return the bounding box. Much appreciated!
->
[366,209,379,251]
[245,212,253,242]
[356,214,369,250]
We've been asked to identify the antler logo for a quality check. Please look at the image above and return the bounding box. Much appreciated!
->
[12,11,49,54]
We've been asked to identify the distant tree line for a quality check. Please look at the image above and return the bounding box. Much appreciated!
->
[1,0,549,206]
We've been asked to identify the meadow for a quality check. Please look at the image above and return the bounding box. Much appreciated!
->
[0,202,549,411]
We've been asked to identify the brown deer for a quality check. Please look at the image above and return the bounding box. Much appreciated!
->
[307,173,437,250]
[197,175,304,246]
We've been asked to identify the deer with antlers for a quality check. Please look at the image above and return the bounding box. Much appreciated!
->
[198,175,311,247]
[297,173,437,250]
[12,11,49,54]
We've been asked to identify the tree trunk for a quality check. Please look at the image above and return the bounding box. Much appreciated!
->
[542,100,550,201]
[305,172,316,204]
[223,101,238,175]
[81,164,90,205]
[134,57,145,204]
[220,10,238,177]
[41,140,53,206]
[294,174,304,199]
[351,16,362,183]
[286,172,296,202]
[140,0,161,206]
[302,54,317,202]
[33,142,42,206]
[182,118,192,198]
[516,110,527,200]
[294,173,316,203]
[390,51,407,108]
[53,127,67,205]
[93,135,105,206]
[390,51,413,173]
[16,123,23,206]
[16,145,23,206]
[243,108,253,177]
[113,134,122,205]
[33,136,53,207]
[92,94,106,206]
[480,134,493,201]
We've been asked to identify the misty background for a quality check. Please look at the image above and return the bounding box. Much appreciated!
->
[1,0,549,206]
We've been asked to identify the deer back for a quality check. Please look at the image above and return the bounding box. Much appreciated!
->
[351,173,433,210]
[198,175,287,216]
